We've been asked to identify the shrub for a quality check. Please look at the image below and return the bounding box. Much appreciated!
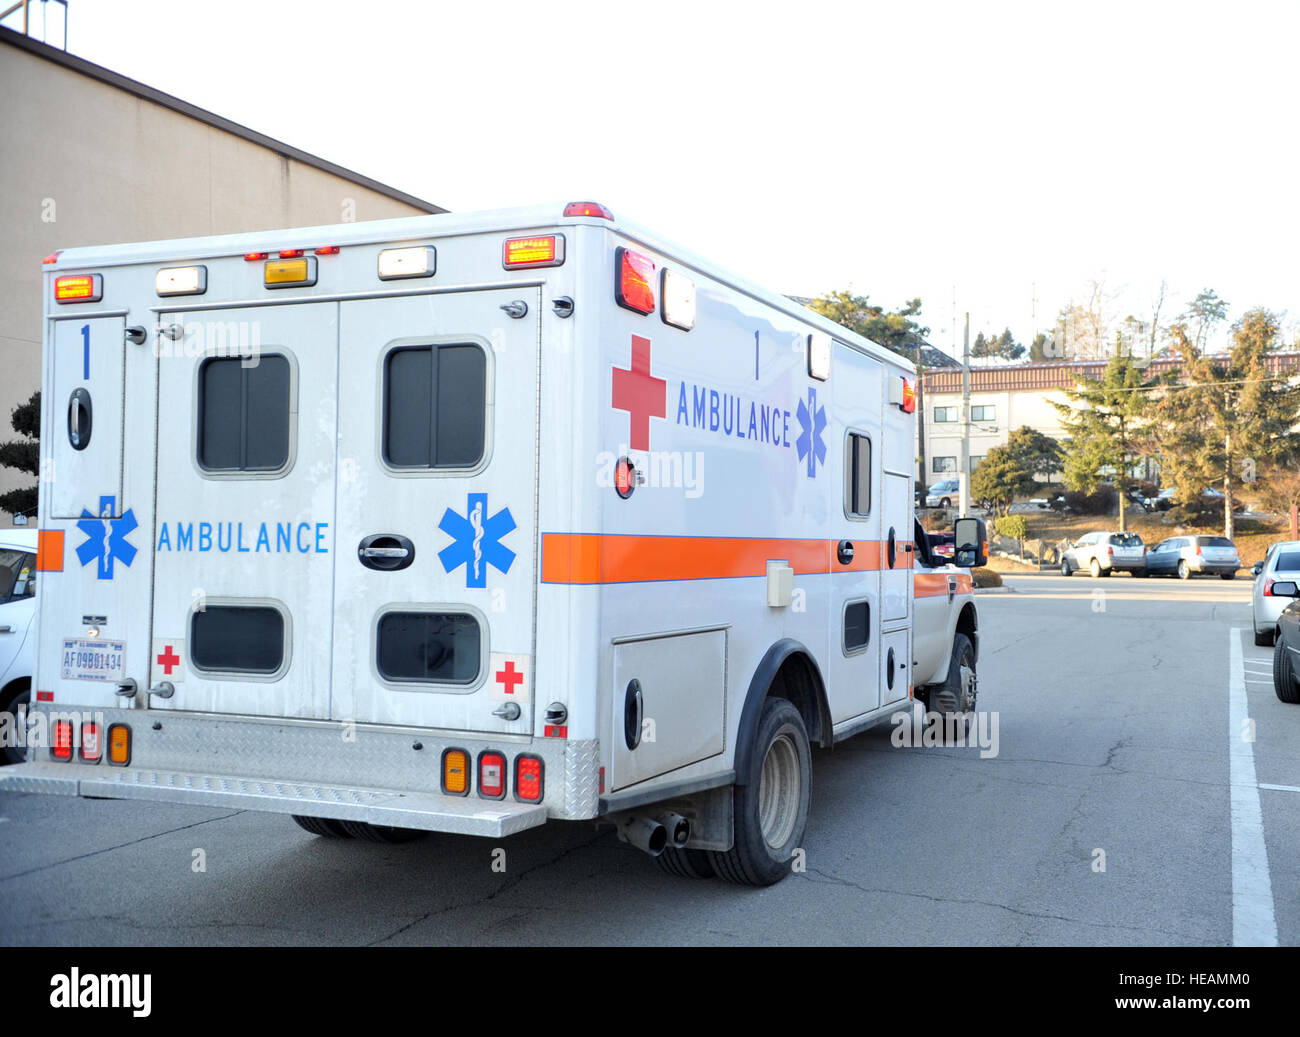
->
[972,567,1003,588]
[1062,486,1117,514]
[994,515,1029,540]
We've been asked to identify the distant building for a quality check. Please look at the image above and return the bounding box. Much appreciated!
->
[0,25,444,525]
[919,353,1300,483]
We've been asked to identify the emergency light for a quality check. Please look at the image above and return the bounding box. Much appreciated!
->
[661,268,696,331]
[563,201,614,219]
[808,332,831,380]
[54,274,102,303]
[503,235,565,269]
[616,247,655,314]
[155,266,207,297]
[377,246,436,280]
[264,256,317,288]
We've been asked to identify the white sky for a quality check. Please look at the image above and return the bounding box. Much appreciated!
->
[14,0,1300,355]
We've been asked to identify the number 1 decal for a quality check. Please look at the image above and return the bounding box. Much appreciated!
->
[81,323,90,379]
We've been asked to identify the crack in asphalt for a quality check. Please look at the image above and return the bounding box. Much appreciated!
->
[365,827,612,946]
[0,810,246,883]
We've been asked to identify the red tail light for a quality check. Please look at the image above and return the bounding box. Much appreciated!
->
[1196,544,1203,555]
[616,247,655,314]
[1264,579,1276,596]
[1107,546,1114,557]
[52,720,73,761]
[515,756,544,802]
[615,457,636,499]
[478,750,506,799]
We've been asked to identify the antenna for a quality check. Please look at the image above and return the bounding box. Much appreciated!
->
[0,0,68,49]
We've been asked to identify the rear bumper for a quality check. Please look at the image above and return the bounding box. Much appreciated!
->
[1192,561,1239,575]
[2,706,602,833]
[0,761,548,836]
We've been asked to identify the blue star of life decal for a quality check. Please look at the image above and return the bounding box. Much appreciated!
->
[75,495,138,580]
[437,493,516,588]
[795,387,828,478]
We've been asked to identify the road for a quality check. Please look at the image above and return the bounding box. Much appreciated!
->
[1,573,1297,946]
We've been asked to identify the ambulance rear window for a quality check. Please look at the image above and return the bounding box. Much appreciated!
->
[197,355,291,473]
[376,611,481,684]
[383,344,486,469]
[190,604,286,675]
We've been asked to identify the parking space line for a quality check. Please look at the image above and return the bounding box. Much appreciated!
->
[1258,783,1300,794]
[1229,628,1278,947]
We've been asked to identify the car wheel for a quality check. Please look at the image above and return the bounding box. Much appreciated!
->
[1090,559,1102,578]
[1061,559,1072,576]
[1178,560,1190,580]
[338,820,428,843]
[1220,573,1235,581]
[1255,626,1276,648]
[709,697,811,887]
[1134,568,1149,578]
[291,815,354,838]
[928,633,978,737]
[1273,641,1300,704]
[0,684,30,766]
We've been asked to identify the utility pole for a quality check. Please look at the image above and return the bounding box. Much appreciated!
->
[959,312,971,517]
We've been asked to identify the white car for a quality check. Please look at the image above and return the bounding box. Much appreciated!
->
[0,529,38,765]
[1251,540,1300,647]
[1060,530,1148,577]
[925,479,959,508]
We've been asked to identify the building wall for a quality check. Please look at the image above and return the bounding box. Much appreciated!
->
[0,38,438,524]
[923,387,1071,479]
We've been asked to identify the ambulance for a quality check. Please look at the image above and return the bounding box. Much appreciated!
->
[4,201,984,886]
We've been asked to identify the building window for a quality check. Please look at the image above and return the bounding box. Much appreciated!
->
[971,404,996,422]
[191,604,287,675]
[933,406,957,423]
[933,456,957,474]
[197,355,291,472]
[383,344,487,469]
[845,433,871,516]
[376,610,482,684]
[970,455,986,474]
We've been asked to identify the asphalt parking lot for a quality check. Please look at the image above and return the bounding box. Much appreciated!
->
[1,572,1296,946]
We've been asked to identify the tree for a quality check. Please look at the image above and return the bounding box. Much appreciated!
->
[1052,354,1157,532]
[0,391,39,520]
[1180,288,1228,352]
[972,327,1025,362]
[970,445,1036,516]
[1154,308,1300,539]
[1004,425,1063,479]
[1028,331,1054,362]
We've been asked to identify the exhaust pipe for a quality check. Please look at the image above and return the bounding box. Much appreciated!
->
[656,812,691,850]
[616,815,668,857]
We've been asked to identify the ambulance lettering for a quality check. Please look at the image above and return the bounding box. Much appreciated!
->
[156,520,330,554]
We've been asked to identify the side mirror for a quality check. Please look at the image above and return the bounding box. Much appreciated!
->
[1272,581,1299,598]
[1252,563,1263,576]
[953,516,987,568]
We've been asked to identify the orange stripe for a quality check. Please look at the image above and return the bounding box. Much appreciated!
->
[914,572,973,598]
[36,529,64,572]
[540,535,915,585]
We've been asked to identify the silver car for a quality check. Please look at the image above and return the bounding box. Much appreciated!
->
[1060,530,1148,577]
[1251,540,1300,646]
[1145,535,1240,580]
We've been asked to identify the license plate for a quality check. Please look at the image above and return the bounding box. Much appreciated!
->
[60,638,126,682]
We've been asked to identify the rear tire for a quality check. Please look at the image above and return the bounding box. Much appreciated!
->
[1061,559,1072,576]
[1221,573,1236,581]
[338,820,428,843]
[0,684,30,766]
[709,697,811,887]
[1255,626,1276,648]
[291,815,354,838]
[1090,559,1102,578]
[1178,561,1190,580]
[1273,642,1300,704]
[656,846,716,879]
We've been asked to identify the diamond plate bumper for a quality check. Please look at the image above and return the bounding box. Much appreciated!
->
[0,761,547,837]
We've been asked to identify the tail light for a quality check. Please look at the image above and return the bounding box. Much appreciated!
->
[515,756,544,802]
[1264,579,1276,596]
[243,252,268,261]
[442,748,470,796]
[80,722,102,762]
[52,720,73,761]
[615,457,636,499]
[314,246,340,255]
[615,247,655,314]
[478,750,506,799]
[278,248,304,258]
[1107,546,1114,557]
[107,723,131,766]
[1196,544,1203,555]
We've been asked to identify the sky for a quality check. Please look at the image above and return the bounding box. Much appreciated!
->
[12,0,1299,356]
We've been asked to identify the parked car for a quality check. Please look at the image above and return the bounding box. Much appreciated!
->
[1250,540,1300,646]
[1145,535,1240,580]
[925,479,959,508]
[1270,584,1300,703]
[927,531,955,559]
[0,530,38,765]
[1060,531,1148,577]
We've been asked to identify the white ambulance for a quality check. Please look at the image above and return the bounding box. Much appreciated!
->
[4,201,984,885]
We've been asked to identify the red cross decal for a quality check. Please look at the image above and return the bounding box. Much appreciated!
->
[156,644,181,675]
[496,660,524,695]
[612,334,666,452]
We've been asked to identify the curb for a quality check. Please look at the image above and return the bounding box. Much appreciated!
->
[973,586,1017,594]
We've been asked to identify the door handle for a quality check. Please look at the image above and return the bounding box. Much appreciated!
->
[358,534,416,571]
[0,625,12,634]
[837,540,855,565]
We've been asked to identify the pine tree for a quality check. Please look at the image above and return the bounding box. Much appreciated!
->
[0,391,39,520]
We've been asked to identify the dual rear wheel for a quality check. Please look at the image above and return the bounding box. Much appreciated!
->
[291,815,426,843]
